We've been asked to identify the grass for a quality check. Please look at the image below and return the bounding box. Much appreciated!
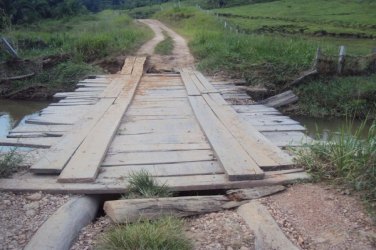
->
[294,75,376,118]
[1,10,152,99]
[295,120,376,202]
[155,31,174,55]
[124,170,172,199]
[97,216,192,250]
[152,1,376,118]
[0,148,23,178]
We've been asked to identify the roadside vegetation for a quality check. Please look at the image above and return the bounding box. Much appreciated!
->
[155,31,174,55]
[295,121,376,215]
[151,0,376,118]
[0,11,152,99]
[99,171,191,250]
[0,148,22,178]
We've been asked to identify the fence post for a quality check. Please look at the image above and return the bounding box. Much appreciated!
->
[313,47,321,70]
[337,45,346,74]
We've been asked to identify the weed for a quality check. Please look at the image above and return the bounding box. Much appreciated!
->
[0,148,23,178]
[124,170,172,199]
[295,120,376,201]
[98,216,192,250]
[155,31,174,55]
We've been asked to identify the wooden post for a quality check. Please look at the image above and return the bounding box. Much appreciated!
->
[1,37,19,59]
[337,45,346,74]
[313,47,321,70]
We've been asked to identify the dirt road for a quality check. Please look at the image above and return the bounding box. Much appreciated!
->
[137,19,195,72]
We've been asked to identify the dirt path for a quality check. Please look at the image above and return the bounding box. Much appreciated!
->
[137,19,195,72]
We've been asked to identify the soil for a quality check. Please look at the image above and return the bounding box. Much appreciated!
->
[137,19,195,72]
[260,183,376,250]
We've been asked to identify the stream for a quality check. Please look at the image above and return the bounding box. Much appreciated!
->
[0,99,49,151]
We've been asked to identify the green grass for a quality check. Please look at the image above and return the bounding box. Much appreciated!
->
[295,120,376,203]
[155,31,174,55]
[0,148,23,178]
[294,75,376,118]
[97,216,192,250]
[154,1,376,117]
[124,170,172,199]
[1,10,153,99]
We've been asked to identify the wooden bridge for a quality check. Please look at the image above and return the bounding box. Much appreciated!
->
[0,57,310,194]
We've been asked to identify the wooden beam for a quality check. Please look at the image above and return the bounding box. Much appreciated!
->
[58,58,146,183]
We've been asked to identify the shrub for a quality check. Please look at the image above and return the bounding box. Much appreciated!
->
[0,148,23,178]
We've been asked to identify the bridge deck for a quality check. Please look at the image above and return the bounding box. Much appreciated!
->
[0,57,310,194]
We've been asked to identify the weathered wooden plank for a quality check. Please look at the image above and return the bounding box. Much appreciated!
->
[203,94,293,167]
[180,70,200,96]
[111,133,207,146]
[11,125,71,133]
[0,171,309,194]
[102,150,214,167]
[0,138,58,148]
[7,132,62,138]
[108,143,210,153]
[58,58,146,183]
[126,107,192,116]
[30,98,116,174]
[121,56,136,75]
[263,131,313,147]
[100,161,222,178]
[187,95,264,181]
[255,124,306,132]
[194,71,219,93]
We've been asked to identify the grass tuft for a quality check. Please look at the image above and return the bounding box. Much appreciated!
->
[0,148,23,178]
[155,31,174,55]
[97,216,192,250]
[124,170,172,199]
[295,120,376,201]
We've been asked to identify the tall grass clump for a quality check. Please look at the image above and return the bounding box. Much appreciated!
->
[97,216,192,250]
[296,120,376,201]
[0,148,23,178]
[124,170,172,198]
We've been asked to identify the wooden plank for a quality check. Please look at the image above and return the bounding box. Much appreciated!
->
[194,71,220,93]
[121,56,136,75]
[180,70,200,96]
[256,124,306,132]
[0,171,309,194]
[126,107,192,116]
[187,95,264,181]
[263,131,313,147]
[100,161,222,178]
[203,94,293,167]
[7,132,63,138]
[11,125,71,133]
[188,71,207,94]
[30,98,116,174]
[111,133,206,146]
[102,150,214,166]
[0,138,57,148]
[108,143,210,153]
[58,58,146,183]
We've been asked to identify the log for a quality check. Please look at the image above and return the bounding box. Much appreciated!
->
[237,201,299,250]
[258,90,298,108]
[104,186,285,223]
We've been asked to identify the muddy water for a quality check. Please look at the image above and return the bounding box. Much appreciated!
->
[0,99,49,139]
[293,116,373,140]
